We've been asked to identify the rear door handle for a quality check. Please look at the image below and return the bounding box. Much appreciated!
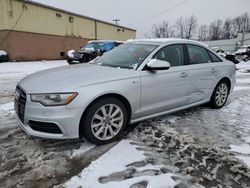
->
[180,72,188,78]
[211,68,216,73]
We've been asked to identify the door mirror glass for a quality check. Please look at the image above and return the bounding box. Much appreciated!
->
[147,59,171,70]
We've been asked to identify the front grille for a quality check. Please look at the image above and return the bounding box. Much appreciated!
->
[14,86,27,123]
[29,120,62,134]
[73,52,83,59]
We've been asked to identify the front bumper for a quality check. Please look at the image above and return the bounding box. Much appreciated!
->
[15,91,83,140]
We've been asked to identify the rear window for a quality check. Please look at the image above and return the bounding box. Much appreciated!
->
[187,44,210,64]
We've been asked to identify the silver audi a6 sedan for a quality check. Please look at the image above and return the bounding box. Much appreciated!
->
[14,39,236,145]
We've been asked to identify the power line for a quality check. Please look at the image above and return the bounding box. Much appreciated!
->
[0,2,26,45]
[127,0,190,26]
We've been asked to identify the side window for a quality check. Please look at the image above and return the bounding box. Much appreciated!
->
[153,45,184,67]
[208,50,222,62]
[187,45,210,64]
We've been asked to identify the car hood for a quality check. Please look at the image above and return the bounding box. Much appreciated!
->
[76,49,96,54]
[18,64,139,93]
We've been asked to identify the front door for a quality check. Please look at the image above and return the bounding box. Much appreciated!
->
[139,44,193,117]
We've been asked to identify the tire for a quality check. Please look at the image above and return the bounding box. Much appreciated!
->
[67,59,73,64]
[80,97,128,145]
[210,80,229,109]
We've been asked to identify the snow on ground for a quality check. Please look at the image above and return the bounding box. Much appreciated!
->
[0,102,14,113]
[71,140,95,157]
[64,140,178,188]
[0,60,67,104]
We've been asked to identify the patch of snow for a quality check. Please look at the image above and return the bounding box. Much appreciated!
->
[236,78,250,83]
[71,140,95,157]
[236,156,250,167]
[0,60,67,78]
[0,102,14,113]
[244,136,250,143]
[233,86,250,91]
[230,144,250,155]
[63,140,178,188]
[159,115,179,123]
[67,50,75,58]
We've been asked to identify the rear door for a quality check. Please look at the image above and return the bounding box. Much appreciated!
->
[184,44,221,104]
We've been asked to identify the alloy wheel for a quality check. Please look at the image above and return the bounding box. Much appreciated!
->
[215,83,228,107]
[91,104,124,140]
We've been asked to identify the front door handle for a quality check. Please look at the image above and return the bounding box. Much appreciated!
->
[180,72,188,78]
[211,68,216,73]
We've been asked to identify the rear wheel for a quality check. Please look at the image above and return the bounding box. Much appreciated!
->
[210,80,229,109]
[80,97,128,145]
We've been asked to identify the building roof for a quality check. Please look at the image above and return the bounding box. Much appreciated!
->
[21,0,136,32]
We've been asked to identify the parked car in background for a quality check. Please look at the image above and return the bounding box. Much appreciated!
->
[0,50,8,62]
[67,40,123,65]
[15,39,235,145]
[235,45,250,62]
[211,47,239,64]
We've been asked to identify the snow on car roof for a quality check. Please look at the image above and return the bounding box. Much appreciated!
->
[0,50,7,56]
[125,38,208,47]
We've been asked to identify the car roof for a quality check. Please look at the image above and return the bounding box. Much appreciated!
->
[125,38,208,48]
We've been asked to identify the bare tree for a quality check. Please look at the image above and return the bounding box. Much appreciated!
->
[209,19,223,40]
[233,16,243,34]
[151,21,175,38]
[185,15,197,39]
[241,13,250,32]
[222,18,233,39]
[198,25,208,41]
[175,17,186,38]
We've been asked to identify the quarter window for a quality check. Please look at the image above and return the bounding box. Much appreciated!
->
[187,45,210,64]
[153,45,184,67]
[208,50,222,62]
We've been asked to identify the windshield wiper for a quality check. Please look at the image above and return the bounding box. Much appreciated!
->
[101,63,133,69]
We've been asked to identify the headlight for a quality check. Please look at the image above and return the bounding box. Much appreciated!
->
[30,93,78,106]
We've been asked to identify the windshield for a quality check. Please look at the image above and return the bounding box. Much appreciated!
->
[82,42,115,51]
[94,44,158,69]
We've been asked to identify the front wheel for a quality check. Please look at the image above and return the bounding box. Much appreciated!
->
[210,80,229,109]
[80,98,128,145]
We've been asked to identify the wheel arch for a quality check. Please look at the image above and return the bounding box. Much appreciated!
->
[210,76,231,103]
[218,77,231,92]
[79,93,132,138]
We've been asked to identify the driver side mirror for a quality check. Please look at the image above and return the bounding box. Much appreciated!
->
[146,59,171,70]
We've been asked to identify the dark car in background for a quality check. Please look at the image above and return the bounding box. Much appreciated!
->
[211,47,239,64]
[235,45,250,62]
[67,40,123,65]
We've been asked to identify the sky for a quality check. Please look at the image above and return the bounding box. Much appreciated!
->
[33,0,250,38]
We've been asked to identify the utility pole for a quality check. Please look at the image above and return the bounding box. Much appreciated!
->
[112,19,120,25]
